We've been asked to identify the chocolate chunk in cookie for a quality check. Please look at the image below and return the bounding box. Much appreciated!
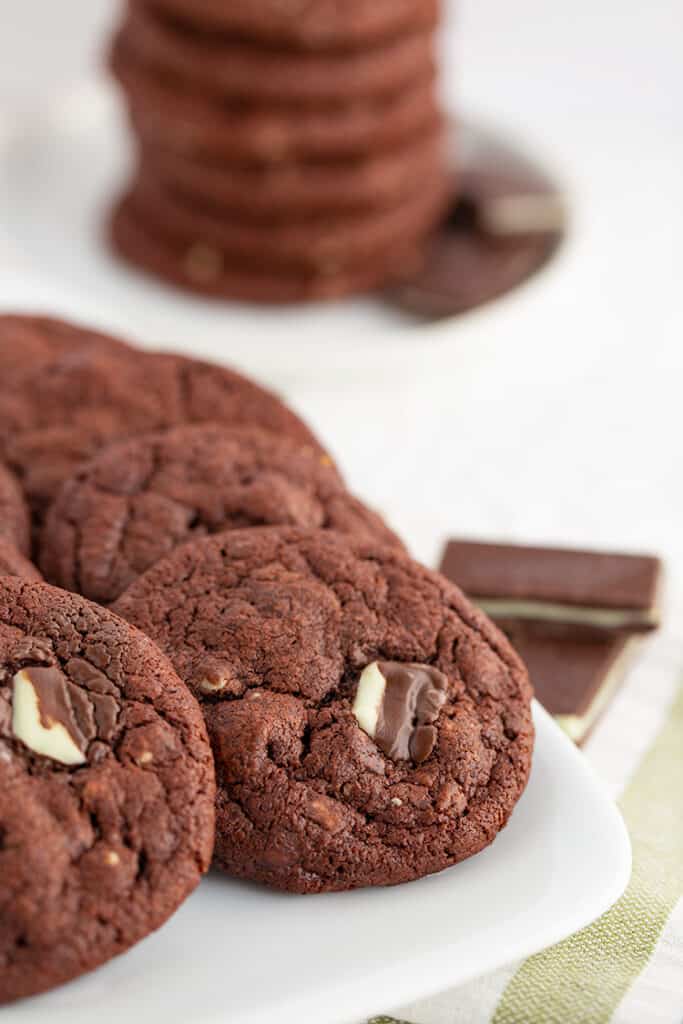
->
[0,577,215,1004]
[352,660,447,763]
[113,527,534,894]
[41,423,401,604]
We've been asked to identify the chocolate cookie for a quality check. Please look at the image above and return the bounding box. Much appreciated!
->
[113,527,534,893]
[119,8,436,104]
[0,463,30,556]
[123,163,448,271]
[0,330,325,520]
[137,127,444,217]
[0,314,132,378]
[41,423,402,604]
[139,0,439,48]
[113,40,440,163]
[110,192,426,302]
[0,540,42,582]
[0,577,215,1003]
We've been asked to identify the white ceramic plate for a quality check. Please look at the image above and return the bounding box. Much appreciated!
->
[4,702,630,1024]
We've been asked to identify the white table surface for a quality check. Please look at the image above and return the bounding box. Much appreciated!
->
[1,2,682,1016]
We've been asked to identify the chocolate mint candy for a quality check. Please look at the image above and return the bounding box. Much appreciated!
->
[352,660,447,763]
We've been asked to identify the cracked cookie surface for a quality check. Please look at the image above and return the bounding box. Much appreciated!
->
[41,423,401,604]
[0,577,215,1004]
[113,526,534,893]
[0,322,325,522]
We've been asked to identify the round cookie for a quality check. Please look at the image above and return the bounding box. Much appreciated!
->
[110,192,427,302]
[119,9,436,104]
[112,527,534,894]
[137,127,445,216]
[0,463,30,556]
[124,163,448,271]
[0,333,325,520]
[0,540,42,581]
[41,423,403,604]
[0,577,215,1003]
[113,40,440,163]
[0,314,132,378]
[139,0,439,48]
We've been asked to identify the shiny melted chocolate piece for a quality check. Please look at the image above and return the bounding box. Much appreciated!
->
[19,665,90,757]
[8,659,120,763]
[375,661,447,763]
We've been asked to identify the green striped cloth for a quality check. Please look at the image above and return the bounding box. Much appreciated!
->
[369,635,683,1024]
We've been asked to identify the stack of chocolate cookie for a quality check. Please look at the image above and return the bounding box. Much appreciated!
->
[108,0,448,302]
[0,314,533,1003]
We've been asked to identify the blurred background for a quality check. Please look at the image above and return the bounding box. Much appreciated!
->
[2,1,682,130]
[2,1,682,140]
[0,0,681,675]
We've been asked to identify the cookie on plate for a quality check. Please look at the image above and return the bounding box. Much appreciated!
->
[0,577,215,1004]
[0,314,133,378]
[41,423,402,604]
[137,0,439,48]
[0,463,30,556]
[113,527,534,894]
[0,321,325,520]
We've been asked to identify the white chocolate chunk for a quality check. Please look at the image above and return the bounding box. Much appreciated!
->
[12,670,86,766]
[197,675,230,695]
[352,662,387,739]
